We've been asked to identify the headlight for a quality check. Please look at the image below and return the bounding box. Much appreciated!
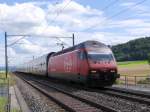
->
[110,70,116,72]
[91,70,97,73]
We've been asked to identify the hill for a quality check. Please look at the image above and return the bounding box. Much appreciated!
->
[0,66,5,71]
[112,37,150,61]
[0,66,16,72]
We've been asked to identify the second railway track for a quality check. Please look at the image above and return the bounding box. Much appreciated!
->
[98,87,150,105]
[15,73,117,112]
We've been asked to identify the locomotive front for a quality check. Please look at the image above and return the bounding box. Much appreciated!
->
[85,41,119,86]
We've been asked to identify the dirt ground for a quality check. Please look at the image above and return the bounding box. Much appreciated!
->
[118,64,150,84]
[118,64,150,76]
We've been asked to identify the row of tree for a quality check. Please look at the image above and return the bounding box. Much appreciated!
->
[112,37,150,62]
[148,53,150,65]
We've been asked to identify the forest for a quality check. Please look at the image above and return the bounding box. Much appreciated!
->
[112,37,150,61]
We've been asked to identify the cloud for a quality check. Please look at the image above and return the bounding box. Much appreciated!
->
[108,19,150,28]
[0,46,5,66]
[46,0,105,31]
[12,39,47,54]
[120,1,149,12]
[126,27,150,36]
[0,0,150,66]
[0,3,46,33]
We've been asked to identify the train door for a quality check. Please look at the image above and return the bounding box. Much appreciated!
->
[77,50,88,81]
[77,51,81,80]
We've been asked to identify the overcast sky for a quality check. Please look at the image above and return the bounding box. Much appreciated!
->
[0,0,150,66]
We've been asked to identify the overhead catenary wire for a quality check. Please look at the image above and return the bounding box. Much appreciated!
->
[101,0,119,11]
[108,0,147,19]
[84,0,147,31]
[83,0,148,45]
[7,34,72,47]
[38,0,73,46]
[7,36,28,47]
[39,0,72,34]
[50,0,72,24]
[4,0,73,49]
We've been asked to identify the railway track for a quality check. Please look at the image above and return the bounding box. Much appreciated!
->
[14,73,150,112]
[105,86,150,98]
[97,87,150,105]
[15,74,118,112]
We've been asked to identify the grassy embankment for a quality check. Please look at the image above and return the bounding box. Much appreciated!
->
[0,71,8,112]
[0,71,19,112]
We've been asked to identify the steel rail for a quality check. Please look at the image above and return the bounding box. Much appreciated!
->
[33,79,118,112]
[16,73,118,112]
[16,75,76,112]
[97,87,150,105]
[105,87,150,98]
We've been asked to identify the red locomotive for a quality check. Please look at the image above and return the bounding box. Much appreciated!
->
[16,40,119,87]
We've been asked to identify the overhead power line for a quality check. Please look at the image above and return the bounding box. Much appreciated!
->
[4,0,73,47]
[108,0,147,19]
[84,0,147,31]
[101,0,119,11]
[7,35,29,47]
[7,34,72,47]
[50,0,72,24]
[38,0,73,45]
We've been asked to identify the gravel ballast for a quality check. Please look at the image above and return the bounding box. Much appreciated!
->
[38,79,150,112]
[14,73,150,112]
[14,76,66,112]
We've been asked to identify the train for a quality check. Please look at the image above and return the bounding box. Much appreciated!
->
[16,40,120,87]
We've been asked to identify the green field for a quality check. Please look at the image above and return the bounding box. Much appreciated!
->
[117,60,149,67]
[117,60,150,76]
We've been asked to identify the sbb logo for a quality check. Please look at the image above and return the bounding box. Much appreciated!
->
[64,56,72,72]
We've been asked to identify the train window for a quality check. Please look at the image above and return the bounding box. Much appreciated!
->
[78,51,86,60]
[88,53,114,61]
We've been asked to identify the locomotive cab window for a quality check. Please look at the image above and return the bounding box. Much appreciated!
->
[86,44,114,61]
[88,52,114,61]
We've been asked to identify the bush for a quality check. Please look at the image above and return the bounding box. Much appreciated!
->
[148,53,150,65]
[137,77,150,84]
[115,80,124,85]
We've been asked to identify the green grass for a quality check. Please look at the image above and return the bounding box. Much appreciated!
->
[0,72,16,86]
[0,72,9,112]
[0,72,7,78]
[0,72,8,85]
[11,108,21,112]
[117,60,149,67]
[0,72,20,112]
[0,71,5,73]
[0,72,19,112]
[0,97,7,112]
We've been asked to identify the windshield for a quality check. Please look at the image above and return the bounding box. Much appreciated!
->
[88,53,114,61]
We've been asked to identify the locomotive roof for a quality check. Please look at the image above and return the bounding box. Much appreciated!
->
[53,40,107,56]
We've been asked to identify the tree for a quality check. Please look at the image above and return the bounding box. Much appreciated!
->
[148,53,150,65]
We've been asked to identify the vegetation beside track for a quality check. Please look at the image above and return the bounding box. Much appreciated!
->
[0,71,20,112]
[0,72,15,86]
[0,71,9,112]
[0,97,7,112]
[117,60,148,67]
